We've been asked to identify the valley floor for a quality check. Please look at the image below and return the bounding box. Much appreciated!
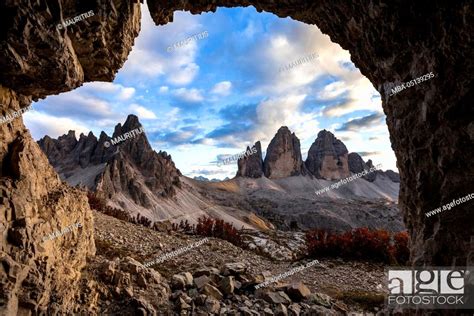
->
[82,211,389,314]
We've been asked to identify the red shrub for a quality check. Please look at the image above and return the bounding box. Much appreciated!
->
[87,191,158,231]
[305,228,410,264]
[194,216,243,247]
[87,192,131,222]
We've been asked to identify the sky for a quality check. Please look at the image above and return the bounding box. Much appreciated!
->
[25,4,398,180]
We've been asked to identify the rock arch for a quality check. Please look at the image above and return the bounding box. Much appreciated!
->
[0,0,473,313]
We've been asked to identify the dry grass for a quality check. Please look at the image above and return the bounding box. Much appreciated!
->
[332,289,385,310]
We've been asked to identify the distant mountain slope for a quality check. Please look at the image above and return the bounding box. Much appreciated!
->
[192,175,403,232]
[38,116,403,232]
[37,115,271,230]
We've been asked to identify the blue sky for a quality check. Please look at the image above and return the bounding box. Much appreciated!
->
[25,4,397,179]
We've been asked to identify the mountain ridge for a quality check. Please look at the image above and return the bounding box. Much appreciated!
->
[237,127,399,182]
[38,114,402,232]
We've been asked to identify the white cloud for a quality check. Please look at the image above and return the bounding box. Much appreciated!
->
[172,88,204,103]
[322,77,382,117]
[119,4,203,86]
[168,63,200,85]
[211,81,232,96]
[24,111,90,140]
[254,94,318,144]
[81,82,136,100]
[128,103,157,119]
[119,87,136,100]
[33,90,116,121]
[318,81,347,100]
[159,86,169,93]
[238,20,383,119]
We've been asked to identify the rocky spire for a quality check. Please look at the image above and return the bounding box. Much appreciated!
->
[305,130,350,180]
[236,141,264,178]
[263,127,308,179]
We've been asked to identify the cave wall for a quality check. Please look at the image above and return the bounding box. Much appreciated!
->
[0,0,473,313]
[0,0,141,314]
[144,0,474,267]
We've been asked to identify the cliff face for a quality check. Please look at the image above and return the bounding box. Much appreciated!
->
[0,86,95,315]
[305,130,350,180]
[263,127,308,179]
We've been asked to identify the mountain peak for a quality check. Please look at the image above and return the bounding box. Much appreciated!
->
[236,141,264,178]
[305,130,349,179]
[263,127,308,178]
[38,115,181,196]
[123,114,141,130]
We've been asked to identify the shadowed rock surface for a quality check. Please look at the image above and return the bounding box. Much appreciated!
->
[306,130,350,180]
[236,141,264,178]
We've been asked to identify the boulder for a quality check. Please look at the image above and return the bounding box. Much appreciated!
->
[171,274,187,290]
[263,291,292,304]
[285,282,311,301]
[220,276,235,294]
[202,284,223,300]
[194,275,211,289]
[221,262,247,276]
[205,298,221,313]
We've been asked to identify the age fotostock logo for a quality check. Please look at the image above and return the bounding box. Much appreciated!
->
[387,268,474,309]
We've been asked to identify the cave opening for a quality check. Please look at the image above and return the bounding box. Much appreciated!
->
[1,1,472,314]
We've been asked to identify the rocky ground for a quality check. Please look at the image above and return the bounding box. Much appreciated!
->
[77,211,388,315]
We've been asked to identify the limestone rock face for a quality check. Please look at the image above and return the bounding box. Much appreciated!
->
[263,127,307,179]
[384,170,400,183]
[0,86,95,315]
[236,141,264,178]
[305,130,350,180]
[0,1,141,99]
[349,153,401,183]
[348,153,376,182]
[38,130,116,179]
